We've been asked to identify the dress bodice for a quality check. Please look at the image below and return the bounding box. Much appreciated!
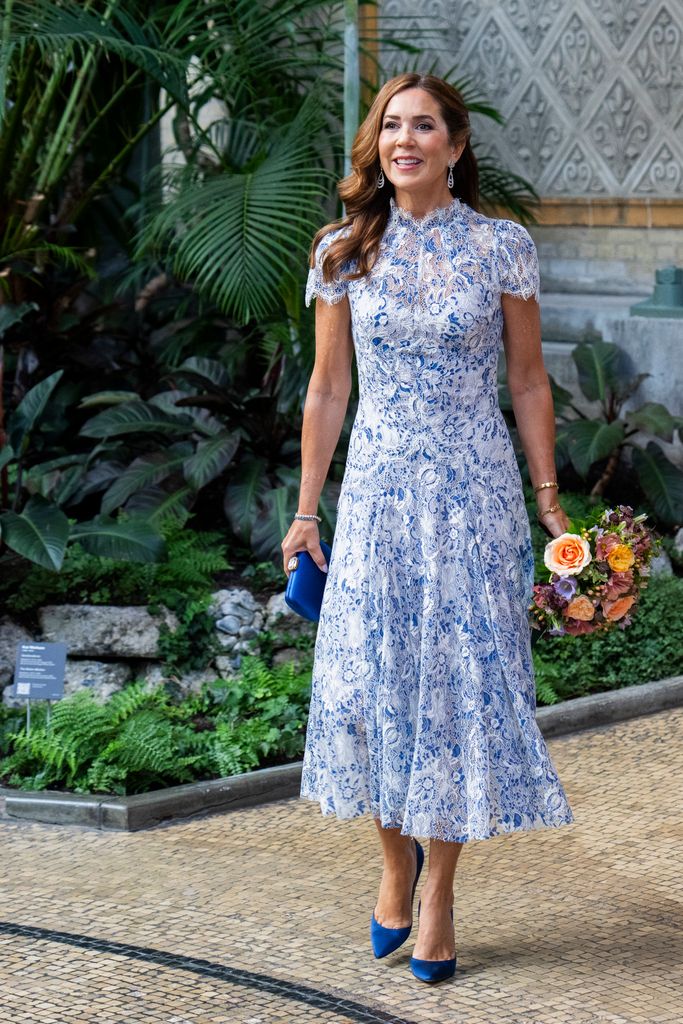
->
[305,197,540,466]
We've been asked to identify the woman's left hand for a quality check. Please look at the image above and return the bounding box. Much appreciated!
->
[537,506,572,539]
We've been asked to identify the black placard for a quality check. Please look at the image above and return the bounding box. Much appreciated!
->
[13,643,67,700]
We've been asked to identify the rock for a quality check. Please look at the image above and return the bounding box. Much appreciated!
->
[272,647,308,669]
[0,617,34,687]
[673,527,683,555]
[216,614,242,635]
[265,593,317,638]
[38,605,179,658]
[138,663,219,699]
[208,588,261,620]
[64,660,132,702]
[214,655,242,678]
[650,550,673,576]
[238,625,259,640]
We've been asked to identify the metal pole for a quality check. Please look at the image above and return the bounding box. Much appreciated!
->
[26,698,31,737]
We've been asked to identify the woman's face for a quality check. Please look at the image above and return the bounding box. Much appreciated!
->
[377,88,464,197]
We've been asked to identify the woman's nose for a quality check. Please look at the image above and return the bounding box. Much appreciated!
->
[396,124,415,145]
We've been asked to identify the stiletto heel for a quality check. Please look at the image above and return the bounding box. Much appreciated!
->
[371,838,424,958]
[409,899,457,983]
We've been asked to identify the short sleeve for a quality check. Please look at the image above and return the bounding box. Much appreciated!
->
[494,219,540,302]
[305,226,351,307]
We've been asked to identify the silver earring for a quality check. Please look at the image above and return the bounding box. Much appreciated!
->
[376,168,385,188]
[447,162,455,189]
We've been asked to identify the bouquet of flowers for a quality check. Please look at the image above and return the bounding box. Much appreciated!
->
[530,504,662,638]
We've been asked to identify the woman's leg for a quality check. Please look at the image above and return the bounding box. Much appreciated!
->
[373,819,419,928]
[412,839,464,961]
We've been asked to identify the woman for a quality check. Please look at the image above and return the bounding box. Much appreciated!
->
[281,73,575,984]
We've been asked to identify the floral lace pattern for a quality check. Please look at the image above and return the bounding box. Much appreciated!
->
[300,197,574,842]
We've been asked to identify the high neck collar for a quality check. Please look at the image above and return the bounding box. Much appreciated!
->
[388,195,465,229]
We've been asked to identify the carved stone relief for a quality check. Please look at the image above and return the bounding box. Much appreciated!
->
[379,0,683,197]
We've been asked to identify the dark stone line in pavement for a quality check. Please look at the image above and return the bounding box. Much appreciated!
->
[0,921,418,1024]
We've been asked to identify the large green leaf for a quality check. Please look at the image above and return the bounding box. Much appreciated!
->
[0,495,69,570]
[7,370,64,453]
[101,447,192,514]
[125,486,195,526]
[558,419,625,477]
[183,432,240,490]
[625,402,679,443]
[80,401,194,439]
[250,485,297,561]
[0,302,37,338]
[631,442,683,526]
[138,97,332,324]
[223,458,270,543]
[572,340,623,405]
[78,391,139,409]
[70,516,165,563]
[175,357,231,392]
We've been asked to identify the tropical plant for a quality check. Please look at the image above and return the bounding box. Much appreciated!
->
[0,655,313,794]
[552,339,683,527]
[0,367,165,569]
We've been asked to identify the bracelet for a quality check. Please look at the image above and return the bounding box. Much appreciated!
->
[534,480,558,493]
[294,512,322,522]
[537,503,562,519]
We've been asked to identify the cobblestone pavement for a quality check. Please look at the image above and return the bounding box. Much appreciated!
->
[1,707,682,1024]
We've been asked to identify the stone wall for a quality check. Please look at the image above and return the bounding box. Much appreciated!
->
[380,0,683,292]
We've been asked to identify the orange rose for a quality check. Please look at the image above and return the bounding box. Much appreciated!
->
[607,544,635,572]
[563,595,596,621]
[603,594,636,621]
[544,533,592,576]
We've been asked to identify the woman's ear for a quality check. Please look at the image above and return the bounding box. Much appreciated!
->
[451,140,467,164]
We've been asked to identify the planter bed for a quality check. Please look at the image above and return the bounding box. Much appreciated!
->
[1,673,681,832]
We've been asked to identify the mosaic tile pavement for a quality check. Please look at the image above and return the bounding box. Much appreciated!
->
[1,707,682,1024]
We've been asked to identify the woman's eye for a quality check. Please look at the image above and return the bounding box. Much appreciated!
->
[383,121,398,129]
[417,123,433,130]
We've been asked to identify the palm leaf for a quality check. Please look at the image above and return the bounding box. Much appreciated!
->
[7,369,63,453]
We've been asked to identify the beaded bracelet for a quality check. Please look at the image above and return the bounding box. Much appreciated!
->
[294,512,322,522]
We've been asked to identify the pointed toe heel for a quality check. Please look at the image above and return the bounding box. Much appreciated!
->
[409,955,457,983]
[409,900,457,983]
[370,839,424,959]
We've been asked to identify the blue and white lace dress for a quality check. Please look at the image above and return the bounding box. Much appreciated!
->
[300,196,575,842]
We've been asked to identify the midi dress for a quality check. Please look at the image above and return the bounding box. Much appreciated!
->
[299,195,575,843]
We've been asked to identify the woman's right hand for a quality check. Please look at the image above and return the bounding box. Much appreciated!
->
[281,520,329,579]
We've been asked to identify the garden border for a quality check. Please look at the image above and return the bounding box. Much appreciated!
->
[1,673,681,832]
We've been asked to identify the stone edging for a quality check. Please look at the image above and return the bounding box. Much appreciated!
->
[1,673,681,832]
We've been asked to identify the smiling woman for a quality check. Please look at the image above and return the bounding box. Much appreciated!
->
[281,72,574,985]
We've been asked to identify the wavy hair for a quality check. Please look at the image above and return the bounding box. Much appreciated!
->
[310,73,479,286]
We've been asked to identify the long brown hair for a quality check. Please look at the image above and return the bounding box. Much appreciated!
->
[310,73,479,285]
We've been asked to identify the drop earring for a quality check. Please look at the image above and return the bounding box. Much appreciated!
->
[377,167,385,189]
[447,161,455,189]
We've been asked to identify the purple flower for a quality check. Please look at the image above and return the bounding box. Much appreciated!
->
[552,575,578,600]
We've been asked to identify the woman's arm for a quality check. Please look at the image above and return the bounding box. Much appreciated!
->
[501,293,571,539]
[281,295,354,576]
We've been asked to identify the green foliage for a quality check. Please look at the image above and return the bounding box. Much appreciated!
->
[1,521,230,614]
[552,339,683,527]
[532,573,683,705]
[0,655,313,795]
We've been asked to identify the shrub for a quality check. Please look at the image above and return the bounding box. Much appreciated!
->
[532,572,683,704]
[0,654,312,795]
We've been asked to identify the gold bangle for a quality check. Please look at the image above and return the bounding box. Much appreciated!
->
[537,503,562,519]
[534,481,558,493]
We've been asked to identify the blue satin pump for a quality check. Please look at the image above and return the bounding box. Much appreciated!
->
[409,901,456,983]
[370,839,424,959]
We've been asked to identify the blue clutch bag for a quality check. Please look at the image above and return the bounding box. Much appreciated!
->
[284,540,333,622]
